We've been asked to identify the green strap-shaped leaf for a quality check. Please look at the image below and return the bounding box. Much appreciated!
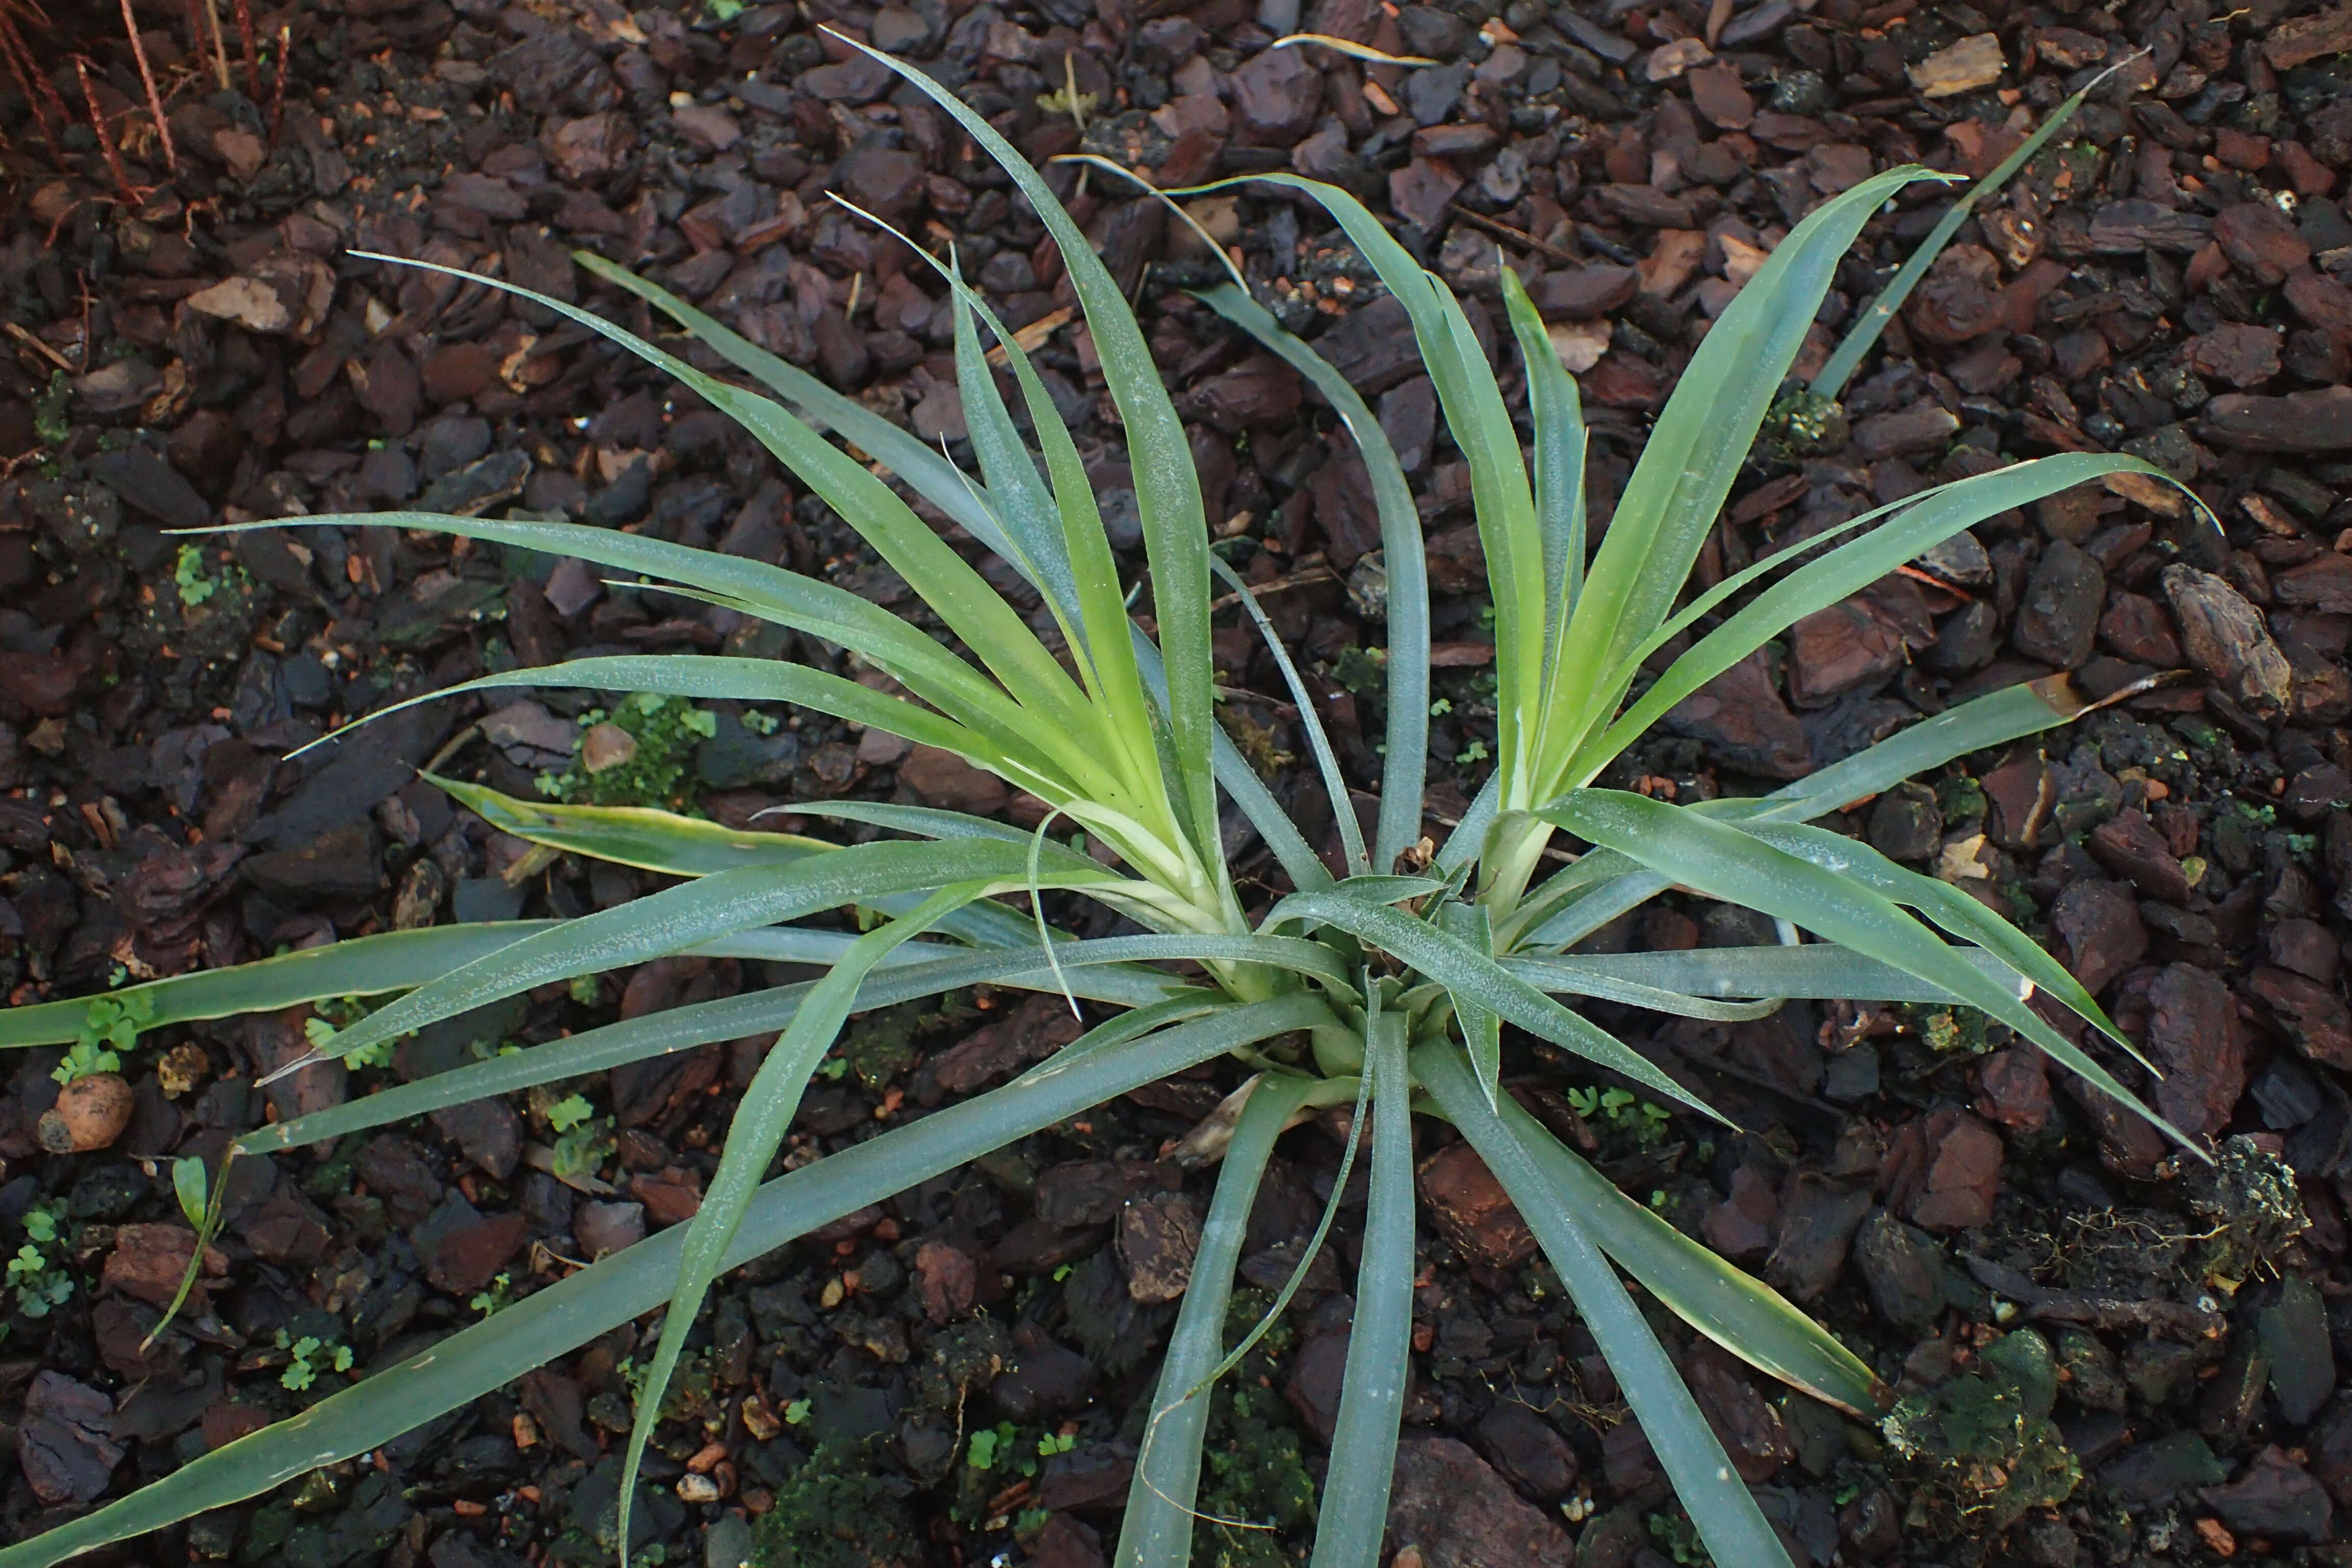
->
[1438,900,1505,1108]
[1496,264,1589,681]
[1214,554,1367,875]
[1811,77,2104,400]
[572,250,1007,550]
[1745,674,2098,824]
[1551,167,1939,776]
[238,932,1357,1157]
[1726,820,2149,1069]
[1195,283,1429,871]
[0,923,559,1048]
[846,39,1222,872]
[1184,174,1543,806]
[1509,942,2026,1004]
[433,775,835,873]
[1270,887,1719,1120]
[440,781,1042,948]
[346,252,1126,804]
[339,263,1120,796]
[1310,1009,1415,1568]
[1118,1072,1317,1568]
[1578,453,2171,780]
[315,651,1062,805]
[1514,676,2114,954]
[571,249,1318,891]
[303,840,1118,1069]
[0,994,1338,1568]
[940,279,1089,645]
[1418,1042,1884,1414]
[212,510,1024,740]
[1415,1046,1800,1568]
[1542,790,2198,1155]
[616,884,983,1566]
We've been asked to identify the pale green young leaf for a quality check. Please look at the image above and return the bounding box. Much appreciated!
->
[1496,263,1588,676]
[842,39,1223,871]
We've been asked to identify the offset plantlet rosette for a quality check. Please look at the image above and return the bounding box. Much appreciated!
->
[0,43,2204,1568]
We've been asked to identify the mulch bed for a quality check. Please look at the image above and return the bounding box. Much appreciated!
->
[1,0,2350,1564]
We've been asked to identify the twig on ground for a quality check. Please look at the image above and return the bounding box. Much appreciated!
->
[200,0,230,89]
[1447,202,1580,266]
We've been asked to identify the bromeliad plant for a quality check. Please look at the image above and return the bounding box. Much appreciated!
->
[0,46,2195,1568]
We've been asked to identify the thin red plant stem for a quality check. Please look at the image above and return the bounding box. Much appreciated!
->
[74,55,138,201]
[267,21,288,141]
[231,0,256,101]
[0,8,68,156]
[119,0,177,171]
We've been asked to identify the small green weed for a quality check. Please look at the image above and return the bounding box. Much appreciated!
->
[33,372,71,448]
[9,1204,72,1318]
[55,992,151,1085]
[536,693,716,810]
[304,997,394,1069]
[1567,1085,1673,1147]
[275,1329,355,1390]
[175,545,219,606]
[470,1272,514,1317]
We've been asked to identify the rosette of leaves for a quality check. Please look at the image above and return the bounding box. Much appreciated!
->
[0,44,2192,1568]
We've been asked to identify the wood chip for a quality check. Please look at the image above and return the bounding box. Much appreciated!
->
[1907,33,2005,98]
[2266,6,2352,70]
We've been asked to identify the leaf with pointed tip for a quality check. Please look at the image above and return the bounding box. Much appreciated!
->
[1119,1072,1317,1567]
[307,840,1120,1068]
[616,884,981,1566]
[0,924,558,1048]
[0,994,1338,1568]
[1549,167,1940,779]
[1508,942,2026,1005]
[1438,901,1504,1109]
[1416,1045,1801,1568]
[1541,790,2198,1156]
[1194,283,1429,871]
[1724,818,2150,1070]
[1422,1042,1885,1416]
[845,39,1221,869]
[1579,454,2171,781]
[1496,264,1588,675]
